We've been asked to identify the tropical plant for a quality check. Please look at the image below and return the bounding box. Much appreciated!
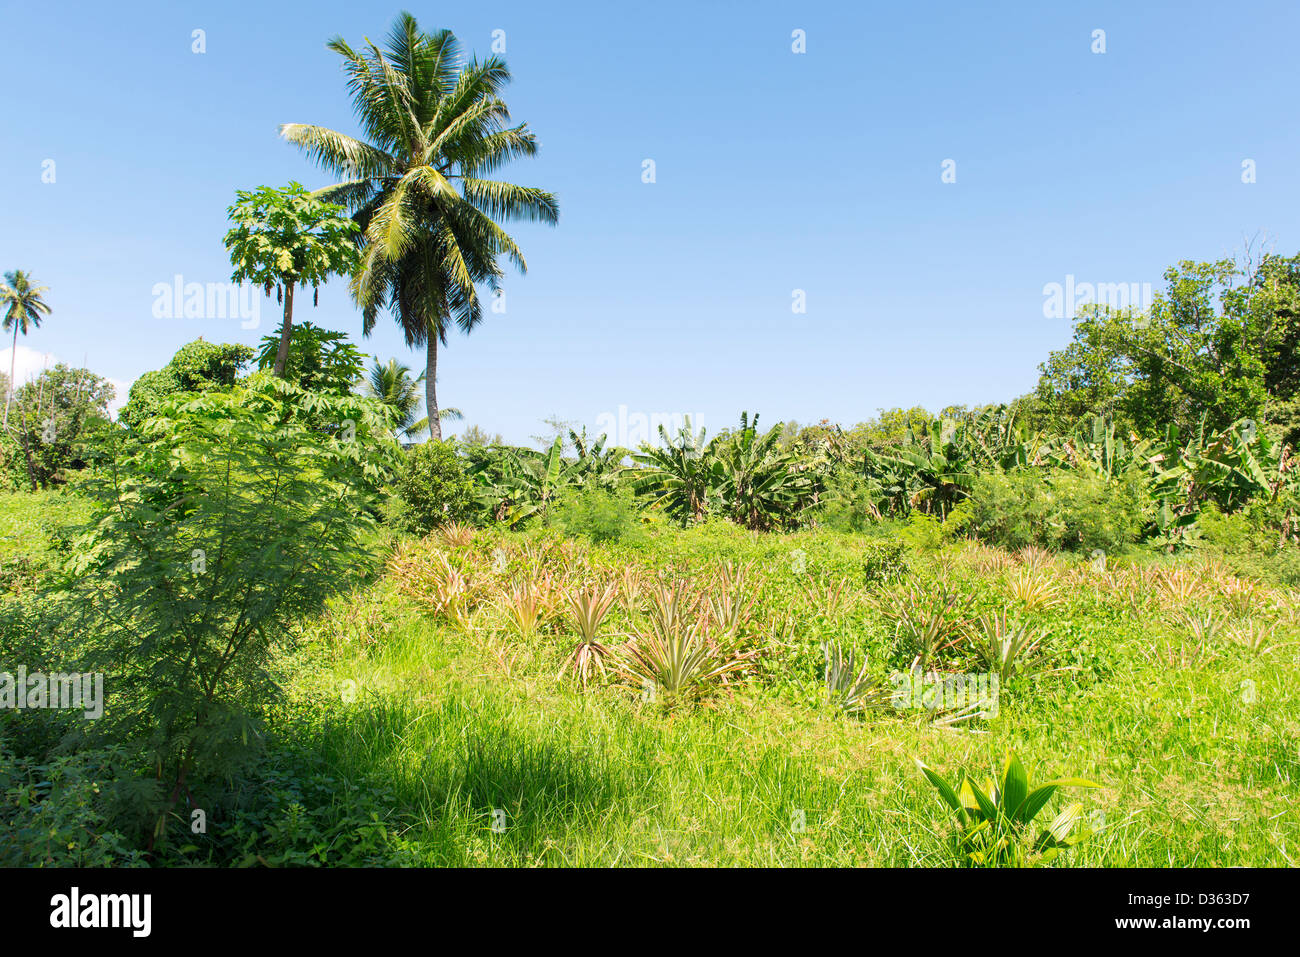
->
[281,13,558,438]
[823,641,892,714]
[873,578,970,669]
[1,270,51,428]
[617,580,752,701]
[120,340,254,430]
[5,364,116,489]
[710,412,812,530]
[224,183,360,378]
[968,612,1046,682]
[61,374,395,851]
[365,358,425,438]
[254,321,366,395]
[631,418,716,525]
[917,750,1100,867]
[496,576,556,639]
[392,439,476,532]
[559,582,619,689]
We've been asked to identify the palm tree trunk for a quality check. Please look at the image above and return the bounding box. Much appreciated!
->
[3,322,17,428]
[272,281,295,378]
[426,335,441,441]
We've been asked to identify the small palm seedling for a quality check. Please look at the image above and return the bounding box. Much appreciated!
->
[917,750,1099,867]
[559,582,620,689]
[823,641,893,714]
[968,612,1046,683]
[1003,569,1062,612]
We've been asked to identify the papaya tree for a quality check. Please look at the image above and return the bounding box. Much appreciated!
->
[223,183,360,378]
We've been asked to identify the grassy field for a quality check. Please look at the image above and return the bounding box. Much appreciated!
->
[3,488,1297,867]
[256,521,1300,867]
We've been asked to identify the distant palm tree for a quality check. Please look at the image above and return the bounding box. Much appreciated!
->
[1,270,51,428]
[364,357,463,440]
[365,357,424,438]
[281,11,558,440]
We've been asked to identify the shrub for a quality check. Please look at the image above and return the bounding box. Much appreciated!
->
[392,440,476,533]
[1197,502,1254,552]
[818,470,878,532]
[899,511,945,551]
[552,484,643,544]
[862,538,909,585]
[120,340,253,430]
[961,469,1147,553]
[59,376,395,853]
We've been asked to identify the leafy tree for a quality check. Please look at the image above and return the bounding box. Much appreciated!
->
[1036,254,1300,438]
[121,339,253,430]
[255,321,365,395]
[224,183,360,378]
[392,439,475,531]
[281,12,559,439]
[62,374,397,851]
[1,270,52,428]
[8,364,115,489]
[458,423,503,447]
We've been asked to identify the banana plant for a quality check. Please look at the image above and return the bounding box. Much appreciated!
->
[862,407,1040,516]
[917,750,1099,867]
[469,437,572,526]
[631,417,719,526]
[710,412,813,530]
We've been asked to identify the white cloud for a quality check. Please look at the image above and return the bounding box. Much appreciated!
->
[1,344,134,419]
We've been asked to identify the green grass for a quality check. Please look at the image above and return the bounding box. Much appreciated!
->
[269,524,1300,867]
[3,490,1296,867]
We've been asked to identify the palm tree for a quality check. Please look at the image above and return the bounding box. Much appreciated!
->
[364,357,466,440]
[1,270,51,428]
[364,357,424,438]
[281,12,558,440]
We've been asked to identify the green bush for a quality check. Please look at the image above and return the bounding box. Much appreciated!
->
[393,440,476,533]
[552,484,643,544]
[56,376,394,854]
[961,468,1148,553]
[0,745,148,866]
[862,538,909,584]
[120,339,253,430]
[817,470,878,532]
[899,511,945,550]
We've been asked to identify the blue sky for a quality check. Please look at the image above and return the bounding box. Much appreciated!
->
[3,0,1298,444]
